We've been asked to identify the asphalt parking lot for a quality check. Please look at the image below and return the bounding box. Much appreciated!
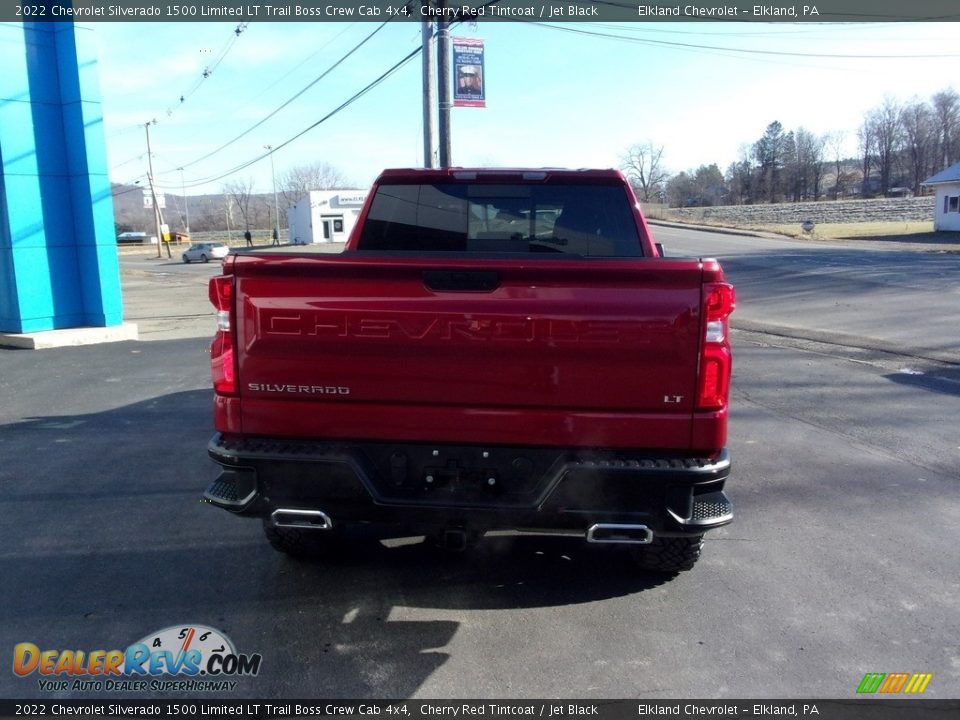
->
[2,232,958,700]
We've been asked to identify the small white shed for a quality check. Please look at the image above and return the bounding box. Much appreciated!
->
[922,161,960,232]
[286,190,368,245]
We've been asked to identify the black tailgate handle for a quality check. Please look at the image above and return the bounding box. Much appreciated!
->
[423,270,500,292]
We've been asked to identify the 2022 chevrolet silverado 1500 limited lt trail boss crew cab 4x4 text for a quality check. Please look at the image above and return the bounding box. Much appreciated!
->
[202,168,735,574]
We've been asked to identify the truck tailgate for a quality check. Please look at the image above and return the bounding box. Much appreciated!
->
[231,254,707,450]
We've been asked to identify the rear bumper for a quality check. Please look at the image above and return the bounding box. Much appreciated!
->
[204,434,732,537]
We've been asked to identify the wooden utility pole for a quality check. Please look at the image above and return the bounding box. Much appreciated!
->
[436,0,452,167]
[144,121,165,259]
[421,1,436,168]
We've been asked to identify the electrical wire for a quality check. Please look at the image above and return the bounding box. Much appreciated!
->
[138,5,488,190]
[105,23,250,137]
[242,22,358,106]
[173,46,422,190]
[175,24,248,109]
[164,19,396,174]
[530,22,960,59]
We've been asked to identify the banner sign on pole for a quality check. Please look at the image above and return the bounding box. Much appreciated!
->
[452,37,485,108]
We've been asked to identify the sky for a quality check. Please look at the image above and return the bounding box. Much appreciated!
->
[90,18,960,197]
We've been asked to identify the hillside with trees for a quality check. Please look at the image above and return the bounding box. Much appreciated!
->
[623,87,959,209]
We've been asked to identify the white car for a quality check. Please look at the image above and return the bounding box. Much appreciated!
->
[182,242,230,263]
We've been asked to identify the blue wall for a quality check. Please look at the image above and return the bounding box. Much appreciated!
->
[0,21,121,333]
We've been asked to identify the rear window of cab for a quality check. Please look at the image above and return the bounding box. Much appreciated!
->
[357,182,642,257]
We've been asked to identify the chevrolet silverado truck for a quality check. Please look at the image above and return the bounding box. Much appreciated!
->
[203,168,735,573]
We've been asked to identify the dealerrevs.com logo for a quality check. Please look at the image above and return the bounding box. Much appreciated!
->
[13,625,262,693]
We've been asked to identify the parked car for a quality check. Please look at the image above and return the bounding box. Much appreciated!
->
[117,231,154,244]
[182,242,230,263]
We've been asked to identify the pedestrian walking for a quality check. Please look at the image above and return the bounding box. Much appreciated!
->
[272,228,279,246]
[244,229,252,247]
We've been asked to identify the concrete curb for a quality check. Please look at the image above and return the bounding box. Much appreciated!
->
[647,218,790,240]
[647,218,960,252]
[0,323,139,350]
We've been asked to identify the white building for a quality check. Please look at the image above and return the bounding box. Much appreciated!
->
[922,161,960,232]
[286,189,369,244]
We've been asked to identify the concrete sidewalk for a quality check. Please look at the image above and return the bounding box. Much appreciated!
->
[121,243,347,341]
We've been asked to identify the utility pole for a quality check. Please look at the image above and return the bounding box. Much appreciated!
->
[264,144,280,242]
[421,0,436,168]
[436,0,452,167]
[177,167,189,234]
[144,121,169,259]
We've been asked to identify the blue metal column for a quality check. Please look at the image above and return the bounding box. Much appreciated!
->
[0,20,122,333]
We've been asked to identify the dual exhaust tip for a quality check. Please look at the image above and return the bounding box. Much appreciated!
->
[586,523,653,545]
[271,509,333,530]
[271,510,653,546]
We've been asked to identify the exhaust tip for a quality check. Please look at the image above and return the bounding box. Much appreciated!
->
[586,523,653,545]
[271,509,333,530]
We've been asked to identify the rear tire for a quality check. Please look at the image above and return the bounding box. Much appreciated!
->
[201,254,209,263]
[630,535,704,573]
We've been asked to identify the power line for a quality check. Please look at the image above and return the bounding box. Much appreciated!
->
[105,23,250,138]
[530,22,960,60]
[173,46,422,190]
[242,22,358,106]
[171,23,249,112]
[164,19,396,174]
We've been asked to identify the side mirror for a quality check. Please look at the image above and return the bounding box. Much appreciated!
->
[655,242,665,257]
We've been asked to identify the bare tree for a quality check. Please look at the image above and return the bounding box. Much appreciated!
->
[665,171,694,208]
[824,131,847,199]
[931,88,960,169]
[869,97,905,195]
[620,142,668,202]
[223,178,256,231]
[280,162,349,206]
[901,98,936,194]
[857,116,877,197]
[724,144,755,205]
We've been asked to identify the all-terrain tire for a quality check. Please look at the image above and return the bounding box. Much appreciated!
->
[630,535,704,573]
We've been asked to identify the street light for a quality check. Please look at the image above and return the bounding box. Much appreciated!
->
[264,144,280,243]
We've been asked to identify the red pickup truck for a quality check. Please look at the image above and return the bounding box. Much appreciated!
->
[203,168,734,573]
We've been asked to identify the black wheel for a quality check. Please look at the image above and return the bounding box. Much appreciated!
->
[630,535,704,573]
[182,255,190,264]
[262,517,345,558]
[201,254,209,263]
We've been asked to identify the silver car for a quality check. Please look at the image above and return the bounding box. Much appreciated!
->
[182,242,230,264]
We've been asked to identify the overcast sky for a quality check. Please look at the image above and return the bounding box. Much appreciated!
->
[91,20,959,196]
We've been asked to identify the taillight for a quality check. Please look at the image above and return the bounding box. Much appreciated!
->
[697,283,735,411]
[209,275,237,396]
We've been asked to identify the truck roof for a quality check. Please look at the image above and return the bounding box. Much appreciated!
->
[375,167,627,183]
